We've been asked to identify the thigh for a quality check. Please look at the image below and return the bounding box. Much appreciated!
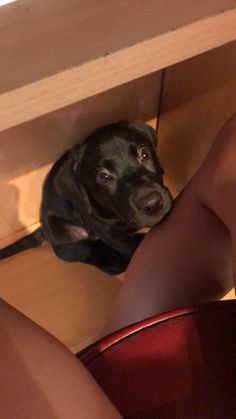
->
[0,299,122,419]
[102,116,236,335]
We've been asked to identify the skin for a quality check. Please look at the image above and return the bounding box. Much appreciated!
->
[102,115,236,335]
[0,298,122,419]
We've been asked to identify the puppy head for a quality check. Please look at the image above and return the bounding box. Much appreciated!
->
[73,122,173,229]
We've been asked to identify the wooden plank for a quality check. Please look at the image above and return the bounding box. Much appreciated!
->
[0,242,122,353]
[0,0,235,131]
[158,41,236,195]
[0,72,162,239]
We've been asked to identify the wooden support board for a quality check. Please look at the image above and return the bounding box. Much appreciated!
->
[0,0,235,131]
[158,41,236,195]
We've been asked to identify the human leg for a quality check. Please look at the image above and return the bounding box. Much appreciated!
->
[102,115,236,335]
[0,298,122,419]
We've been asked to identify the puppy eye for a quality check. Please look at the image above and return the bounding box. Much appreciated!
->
[139,147,151,161]
[96,171,113,185]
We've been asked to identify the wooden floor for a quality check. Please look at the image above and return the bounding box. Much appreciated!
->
[0,243,121,353]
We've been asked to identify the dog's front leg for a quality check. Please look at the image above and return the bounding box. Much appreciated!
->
[87,240,130,275]
[103,233,145,268]
[43,215,93,263]
[83,234,145,275]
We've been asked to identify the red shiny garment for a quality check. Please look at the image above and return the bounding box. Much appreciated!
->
[79,300,236,418]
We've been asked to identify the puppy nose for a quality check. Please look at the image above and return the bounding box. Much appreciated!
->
[137,192,163,215]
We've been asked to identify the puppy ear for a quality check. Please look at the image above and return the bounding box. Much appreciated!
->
[47,217,89,245]
[72,143,85,175]
[128,122,158,148]
[71,144,92,215]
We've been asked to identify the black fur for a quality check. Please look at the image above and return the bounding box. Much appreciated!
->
[0,122,173,274]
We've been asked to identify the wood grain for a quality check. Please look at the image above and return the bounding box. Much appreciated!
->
[0,243,122,353]
[0,0,235,131]
[158,42,236,195]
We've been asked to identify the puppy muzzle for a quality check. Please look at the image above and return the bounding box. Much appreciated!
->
[132,185,173,227]
[136,191,164,215]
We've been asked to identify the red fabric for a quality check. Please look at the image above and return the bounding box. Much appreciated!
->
[79,301,236,418]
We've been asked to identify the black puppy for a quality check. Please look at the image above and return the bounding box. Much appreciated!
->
[0,122,173,274]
